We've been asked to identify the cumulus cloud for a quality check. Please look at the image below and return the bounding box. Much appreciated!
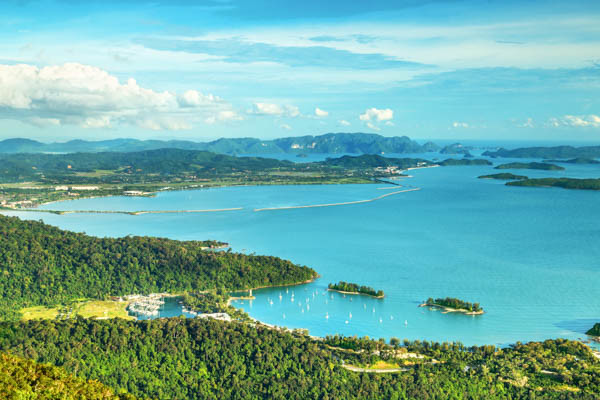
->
[249,102,300,117]
[315,107,329,117]
[0,63,230,130]
[549,114,600,128]
[359,107,393,122]
[280,123,292,130]
[452,121,469,128]
[338,119,351,126]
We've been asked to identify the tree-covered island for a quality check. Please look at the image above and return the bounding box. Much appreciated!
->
[478,173,528,180]
[421,297,484,315]
[494,162,565,171]
[328,281,384,298]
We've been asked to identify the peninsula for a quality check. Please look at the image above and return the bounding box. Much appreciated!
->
[506,177,600,191]
[328,281,384,298]
[587,323,600,338]
[420,297,484,315]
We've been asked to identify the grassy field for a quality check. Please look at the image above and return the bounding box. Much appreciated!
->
[365,360,402,370]
[20,306,60,320]
[20,300,134,321]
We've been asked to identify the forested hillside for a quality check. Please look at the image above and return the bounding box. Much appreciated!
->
[0,215,316,319]
[0,352,136,399]
[0,318,598,400]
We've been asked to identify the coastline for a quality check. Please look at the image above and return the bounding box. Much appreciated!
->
[226,276,319,306]
[2,178,377,211]
[327,288,384,299]
[419,303,484,315]
[239,276,320,292]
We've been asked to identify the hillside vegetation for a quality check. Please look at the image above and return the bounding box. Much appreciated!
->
[0,318,598,400]
[0,215,316,320]
[0,352,136,399]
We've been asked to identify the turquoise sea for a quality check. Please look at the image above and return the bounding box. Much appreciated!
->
[6,154,600,347]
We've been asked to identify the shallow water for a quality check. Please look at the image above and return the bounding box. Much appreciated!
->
[7,157,600,346]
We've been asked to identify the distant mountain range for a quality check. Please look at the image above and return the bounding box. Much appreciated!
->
[483,145,600,159]
[0,133,439,155]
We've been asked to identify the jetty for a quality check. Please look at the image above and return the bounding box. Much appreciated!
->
[253,188,420,212]
[126,293,168,317]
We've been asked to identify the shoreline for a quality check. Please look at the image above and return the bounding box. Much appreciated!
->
[327,288,384,299]
[419,303,484,315]
[226,276,319,306]
[1,178,377,211]
[238,276,320,292]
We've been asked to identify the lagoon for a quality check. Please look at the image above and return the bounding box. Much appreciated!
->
[6,157,600,347]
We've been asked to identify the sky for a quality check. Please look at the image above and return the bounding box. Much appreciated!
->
[1,0,599,143]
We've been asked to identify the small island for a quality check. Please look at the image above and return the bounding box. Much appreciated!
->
[494,162,564,171]
[328,281,384,298]
[586,323,600,339]
[420,297,484,315]
[478,173,528,180]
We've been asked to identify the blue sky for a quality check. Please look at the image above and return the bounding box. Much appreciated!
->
[1,0,599,142]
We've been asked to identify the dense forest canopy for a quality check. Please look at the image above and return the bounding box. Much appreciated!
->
[0,214,316,320]
[0,318,598,400]
[0,352,136,399]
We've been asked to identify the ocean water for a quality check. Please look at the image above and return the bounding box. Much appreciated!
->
[6,157,600,347]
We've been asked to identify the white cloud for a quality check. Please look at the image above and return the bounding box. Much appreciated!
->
[205,110,243,124]
[517,118,534,128]
[280,123,292,130]
[315,107,329,117]
[366,122,380,131]
[548,114,600,128]
[338,119,351,126]
[249,102,300,117]
[178,90,220,107]
[384,121,395,126]
[452,121,469,128]
[0,63,229,131]
[359,107,394,122]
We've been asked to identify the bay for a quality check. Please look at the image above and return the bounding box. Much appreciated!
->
[6,157,600,347]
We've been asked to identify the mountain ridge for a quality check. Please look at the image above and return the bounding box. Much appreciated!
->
[0,132,439,155]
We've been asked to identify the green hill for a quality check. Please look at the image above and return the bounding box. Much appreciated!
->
[0,352,136,399]
[0,215,315,320]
